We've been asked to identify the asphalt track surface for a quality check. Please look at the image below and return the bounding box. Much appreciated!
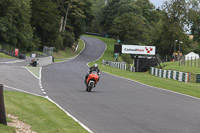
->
[41,36,200,133]
[0,59,43,95]
[1,36,200,133]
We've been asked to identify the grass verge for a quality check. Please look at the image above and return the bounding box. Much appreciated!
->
[0,53,17,59]
[24,66,41,79]
[0,123,15,133]
[85,35,200,98]
[53,39,85,62]
[2,91,87,133]
[164,61,200,74]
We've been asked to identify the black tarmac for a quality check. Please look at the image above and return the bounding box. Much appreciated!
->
[42,36,200,133]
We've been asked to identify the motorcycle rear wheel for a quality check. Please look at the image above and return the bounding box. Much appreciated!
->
[88,82,93,92]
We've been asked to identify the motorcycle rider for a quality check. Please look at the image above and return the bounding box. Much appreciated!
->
[85,63,100,85]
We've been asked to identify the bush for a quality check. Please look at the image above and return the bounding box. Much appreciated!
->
[121,54,132,64]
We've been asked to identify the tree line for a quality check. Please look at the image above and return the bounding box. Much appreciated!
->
[88,0,200,57]
[1,0,200,57]
[0,0,93,52]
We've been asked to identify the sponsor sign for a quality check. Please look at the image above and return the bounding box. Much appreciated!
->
[122,45,156,55]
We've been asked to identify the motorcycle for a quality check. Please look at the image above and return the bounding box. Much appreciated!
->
[86,71,99,92]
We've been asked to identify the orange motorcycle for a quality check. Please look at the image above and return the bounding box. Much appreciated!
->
[86,71,99,92]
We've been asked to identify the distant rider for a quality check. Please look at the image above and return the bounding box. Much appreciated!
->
[85,63,100,84]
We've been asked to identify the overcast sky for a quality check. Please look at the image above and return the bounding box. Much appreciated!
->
[150,0,167,8]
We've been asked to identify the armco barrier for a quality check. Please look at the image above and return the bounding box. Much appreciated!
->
[151,67,190,83]
[37,56,52,66]
[30,56,52,67]
[102,60,135,72]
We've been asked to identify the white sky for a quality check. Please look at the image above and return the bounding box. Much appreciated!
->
[150,0,167,8]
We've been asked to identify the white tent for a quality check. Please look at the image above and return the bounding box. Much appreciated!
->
[185,52,199,60]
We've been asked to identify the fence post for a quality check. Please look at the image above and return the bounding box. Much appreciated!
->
[0,84,7,125]
[184,55,185,66]
[199,58,200,68]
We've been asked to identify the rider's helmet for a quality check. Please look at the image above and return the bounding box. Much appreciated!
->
[94,63,98,69]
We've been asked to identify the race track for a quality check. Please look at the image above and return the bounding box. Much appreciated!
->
[41,36,200,133]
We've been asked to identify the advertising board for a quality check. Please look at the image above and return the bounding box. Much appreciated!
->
[122,45,156,55]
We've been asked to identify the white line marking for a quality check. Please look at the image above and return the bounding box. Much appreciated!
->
[39,67,42,80]
[4,85,92,132]
[23,66,40,80]
[45,96,93,133]
[4,85,42,97]
[38,47,92,132]
[39,67,43,90]
[48,39,93,132]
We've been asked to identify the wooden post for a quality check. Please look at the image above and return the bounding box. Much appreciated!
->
[199,58,200,68]
[195,57,196,67]
[0,84,7,125]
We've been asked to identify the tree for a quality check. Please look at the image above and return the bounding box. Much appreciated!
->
[100,0,121,33]
[188,0,200,42]
[31,0,60,49]
[110,13,149,45]
[158,0,189,56]
[0,0,33,51]
[56,0,93,48]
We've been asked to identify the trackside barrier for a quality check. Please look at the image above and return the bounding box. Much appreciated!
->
[151,67,190,83]
[30,56,53,67]
[102,60,135,72]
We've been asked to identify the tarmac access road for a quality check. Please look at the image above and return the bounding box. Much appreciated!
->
[41,36,200,133]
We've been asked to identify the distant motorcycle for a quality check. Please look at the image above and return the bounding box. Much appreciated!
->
[86,71,99,92]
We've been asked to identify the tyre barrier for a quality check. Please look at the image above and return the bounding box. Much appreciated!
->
[151,67,190,83]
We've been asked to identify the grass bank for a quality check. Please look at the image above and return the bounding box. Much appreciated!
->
[1,91,87,133]
[0,53,17,59]
[53,39,85,62]
[164,61,200,74]
[85,35,200,98]
[0,40,87,132]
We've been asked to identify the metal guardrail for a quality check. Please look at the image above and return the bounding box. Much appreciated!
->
[102,60,135,72]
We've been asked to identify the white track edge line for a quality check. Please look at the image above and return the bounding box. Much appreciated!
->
[23,66,40,80]
[40,43,92,132]
[4,85,93,133]
[45,96,93,133]
[4,85,42,97]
